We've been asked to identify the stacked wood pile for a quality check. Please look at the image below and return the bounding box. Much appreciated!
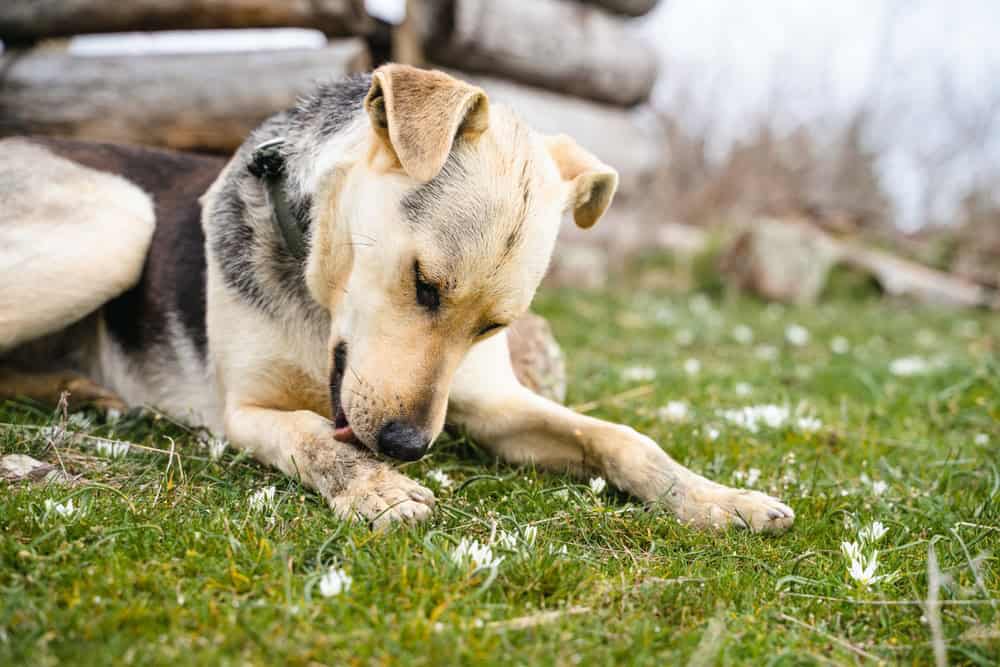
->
[0,0,666,288]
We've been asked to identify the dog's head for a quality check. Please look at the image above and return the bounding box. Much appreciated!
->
[304,65,617,461]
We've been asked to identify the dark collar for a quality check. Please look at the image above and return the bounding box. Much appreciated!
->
[248,138,308,260]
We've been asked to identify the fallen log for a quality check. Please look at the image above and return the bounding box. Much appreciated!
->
[0,0,370,43]
[0,41,371,153]
[419,0,657,106]
[582,0,661,16]
[720,218,996,309]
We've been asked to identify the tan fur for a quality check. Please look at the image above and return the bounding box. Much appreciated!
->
[365,64,490,182]
[0,139,155,352]
[3,66,794,534]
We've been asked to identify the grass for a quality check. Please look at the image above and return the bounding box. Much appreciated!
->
[2,280,998,665]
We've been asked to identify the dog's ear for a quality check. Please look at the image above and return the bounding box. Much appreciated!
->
[365,64,490,182]
[545,134,619,229]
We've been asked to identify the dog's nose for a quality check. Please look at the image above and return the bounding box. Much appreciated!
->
[377,421,429,461]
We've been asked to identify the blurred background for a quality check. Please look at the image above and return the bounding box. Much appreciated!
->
[1,0,997,309]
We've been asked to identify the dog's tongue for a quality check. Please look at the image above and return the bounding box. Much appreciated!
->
[333,425,355,443]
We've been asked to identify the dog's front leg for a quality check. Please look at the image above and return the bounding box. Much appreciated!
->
[224,405,435,527]
[448,334,794,534]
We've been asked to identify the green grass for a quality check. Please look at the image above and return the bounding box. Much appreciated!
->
[2,283,998,665]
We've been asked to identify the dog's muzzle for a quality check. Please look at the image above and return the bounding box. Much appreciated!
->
[377,421,430,462]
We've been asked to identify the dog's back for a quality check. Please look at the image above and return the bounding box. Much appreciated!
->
[0,137,226,426]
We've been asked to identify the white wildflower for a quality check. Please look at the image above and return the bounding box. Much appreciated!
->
[451,538,503,570]
[755,345,778,361]
[858,521,888,544]
[732,325,754,345]
[889,356,929,376]
[796,416,823,433]
[427,469,454,489]
[675,329,695,346]
[68,413,93,430]
[830,336,850,354]
[622,365,656,382]
[734,382,752,397]
[522,525,538,546]
[549,544,568,556]
[785,324,810,347]
[719,404,789,433]
[746,468,761,487]
[843,544,884,589]
[44,498,77,518]
[683,358,701,376]
[841,540,863,563]
[95,438,130,459]
[589,477,607,494]
[689,294,712,315]
[705,426,720,441]
[974,433,989,446]
[318,566,352,597]
[657,401,689,423]
[105,408,122,424]
[871,480,888,496]
[206,436,228,460]
[248,486,276,513]
[496,530,518,550]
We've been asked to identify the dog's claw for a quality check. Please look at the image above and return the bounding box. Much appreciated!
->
[683,485,795,534]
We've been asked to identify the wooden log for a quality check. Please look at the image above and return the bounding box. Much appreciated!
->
[0,0,370,43]
[420,0,658,106]
[0,41,371,153]
[582,0,661,17]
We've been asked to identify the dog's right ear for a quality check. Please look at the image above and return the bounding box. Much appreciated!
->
[365,64,490,182]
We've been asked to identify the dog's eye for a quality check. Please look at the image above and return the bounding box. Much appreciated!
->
[414,261,440,312]
[477,322,504,337]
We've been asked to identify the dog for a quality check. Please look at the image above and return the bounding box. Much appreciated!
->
[0,64,793,532]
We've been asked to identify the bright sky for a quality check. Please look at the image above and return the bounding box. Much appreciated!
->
[642,0,1000,228]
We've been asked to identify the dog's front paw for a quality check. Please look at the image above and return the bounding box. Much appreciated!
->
[327,465,435,529]
[679,484,794,534]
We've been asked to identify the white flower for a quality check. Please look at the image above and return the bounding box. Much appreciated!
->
[657,401,689,423]
[841,540,863,563]
[248,486,276,512]
[746,468,761,487]
[734,382,752,397]
[675,329,695,346]
[830,336,850,354]
[974,433,989,446]
[318,566,352,597]
[44,498,76,518]
[683,358,701,376]
[549,544,568,556]
[889,356,929,376]
[95,438,130,459]
[451,538,503,570]
[871,480,888,496]
[842,542,884,588]
[796,416,822,433]
[719,405,789,433]
[589,477,607,494]
[755,345,778,361]
[496,525,537,552]
[205,436,228,460]
[785,324,810,347]
[732,325,754,344]
[689,294,712,315]
[705,427,720,441]
[622,365,656,382]
[427,469,454,489]
[68,413,93,430]
[858,521,888,544]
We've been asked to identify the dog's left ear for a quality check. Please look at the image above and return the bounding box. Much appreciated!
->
[365,64,490,182]
[545,134,619,228]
